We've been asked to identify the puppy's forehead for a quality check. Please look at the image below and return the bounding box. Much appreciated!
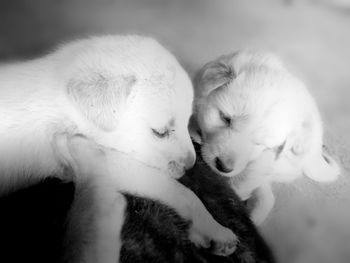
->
[204,68,290,131]
[229,51,284,73]
[133,61,193,117]
[147,109,175,128]
[138,90,192,123]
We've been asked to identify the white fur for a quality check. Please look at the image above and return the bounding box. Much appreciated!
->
[0,36,237,261]
[191,50,341,225]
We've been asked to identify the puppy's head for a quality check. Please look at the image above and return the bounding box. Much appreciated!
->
[191,50,338,180]
[62,36,195,177]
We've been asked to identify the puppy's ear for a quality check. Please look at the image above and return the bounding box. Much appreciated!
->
[67,72,136,131]
[188,114,202,144]
[195,58,236,97]
[285,121,340,182]
[302,146,340,182]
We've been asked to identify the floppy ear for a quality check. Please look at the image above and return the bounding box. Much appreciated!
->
[67,72,136,131]
[195,58,236,97]
[188,114,202,144]
[283,121,340,182]
[302,146,340,182]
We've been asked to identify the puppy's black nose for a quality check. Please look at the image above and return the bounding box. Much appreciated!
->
[215,157,234,173]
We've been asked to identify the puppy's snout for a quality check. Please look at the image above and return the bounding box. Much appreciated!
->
[215,157,234,173]
[183,151,196,170]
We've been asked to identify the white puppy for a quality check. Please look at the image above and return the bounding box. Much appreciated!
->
[190,51,340,225]
[0,36,237,262]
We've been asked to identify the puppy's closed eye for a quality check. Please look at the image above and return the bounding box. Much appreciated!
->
[152,128,170,139]
[219,111,232,127]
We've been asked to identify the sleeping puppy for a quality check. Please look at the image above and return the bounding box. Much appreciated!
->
[0,35,236,262]
[190,51,340,225]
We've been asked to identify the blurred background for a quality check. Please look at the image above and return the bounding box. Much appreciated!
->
[0,0,349,262]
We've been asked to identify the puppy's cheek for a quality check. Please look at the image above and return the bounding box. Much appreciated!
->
[152,153,169,170]
[134,144,168,170]
[250,145,266,161]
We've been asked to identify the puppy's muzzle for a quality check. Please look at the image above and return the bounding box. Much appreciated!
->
[215,157,234,173]
[183,151,196,170]
[168,152,195,178]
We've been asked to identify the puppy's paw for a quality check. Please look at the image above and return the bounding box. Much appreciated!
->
[189,224,238,256]
[189,228,211,249]
[210,226,238,256]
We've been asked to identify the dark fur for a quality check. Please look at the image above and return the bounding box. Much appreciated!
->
[0,177,75,263]
[0,145,274,263]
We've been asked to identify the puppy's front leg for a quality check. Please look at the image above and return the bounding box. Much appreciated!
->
[61,177,126,263]
[248,184,275,226]
[55,135,126,263]
[85,192,126,263]
[63,135,238,257]
[115,166,238,256]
